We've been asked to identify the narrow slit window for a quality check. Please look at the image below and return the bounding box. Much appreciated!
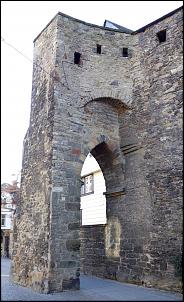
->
[74,52,81,64]
[122,47,128,57]
[97,44,101,54]
[157,29,166,43]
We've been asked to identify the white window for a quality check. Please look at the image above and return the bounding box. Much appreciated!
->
[6,204,12,208]
[1,214,6,226]
[81,174,94,195]
[81,180,85,195]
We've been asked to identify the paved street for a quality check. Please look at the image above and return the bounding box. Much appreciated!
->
[1,258,183,301]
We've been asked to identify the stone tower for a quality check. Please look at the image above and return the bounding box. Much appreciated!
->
[11,6,183,293]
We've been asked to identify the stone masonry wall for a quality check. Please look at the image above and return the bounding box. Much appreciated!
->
[119,8,183,291]
[80,225,106,277]
[11,17,58,293]
[46,14,131,292]
[12,8,183,293]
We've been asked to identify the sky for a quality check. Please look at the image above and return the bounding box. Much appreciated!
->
[1,1,183,184]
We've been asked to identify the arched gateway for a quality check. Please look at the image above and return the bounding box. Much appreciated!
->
[11,8,183,293]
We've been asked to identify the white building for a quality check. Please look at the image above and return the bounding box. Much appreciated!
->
[80,153,107,226]
[1,190,16,229]
[1,184,17,257]
[1,208,13,230]
[1,205,14,258]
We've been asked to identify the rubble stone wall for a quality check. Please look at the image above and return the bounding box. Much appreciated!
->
[118,8,183,291]
[11,8,183,293]
[11,17,58,293]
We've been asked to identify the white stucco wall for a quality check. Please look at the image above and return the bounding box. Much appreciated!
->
[80,154,107,225]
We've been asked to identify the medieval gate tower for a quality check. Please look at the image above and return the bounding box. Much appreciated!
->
[11,7,183,293]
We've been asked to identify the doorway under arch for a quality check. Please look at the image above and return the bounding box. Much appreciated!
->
[80,141,124,280]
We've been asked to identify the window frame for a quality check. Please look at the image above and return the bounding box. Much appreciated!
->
[1,214,6,227]
[81,173,94,196]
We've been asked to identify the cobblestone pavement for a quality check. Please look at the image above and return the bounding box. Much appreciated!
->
[1,258,183,301]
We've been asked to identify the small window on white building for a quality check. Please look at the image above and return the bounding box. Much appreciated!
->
[6,204,12,208]
[81,179,85,195]
[81,174,94,195]
[1,214,6,227]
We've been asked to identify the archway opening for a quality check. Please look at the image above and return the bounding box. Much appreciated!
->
[80,153,107,226]
[80,150,107,278]
[80,142,123,280]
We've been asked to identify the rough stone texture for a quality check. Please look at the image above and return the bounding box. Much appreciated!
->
[10,17,58,294]
[11,8,183,293]
[118,9,183,292]
[80,225,106,278]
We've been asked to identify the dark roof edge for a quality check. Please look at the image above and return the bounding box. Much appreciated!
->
[33,5,183,42]
[33,11,131,43]
[57,11,131,33]
[132,5,183,35]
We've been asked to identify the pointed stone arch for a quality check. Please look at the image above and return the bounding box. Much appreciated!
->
[80,141,125,279]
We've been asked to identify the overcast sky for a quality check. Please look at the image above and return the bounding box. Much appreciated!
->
[1,1,183,184]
